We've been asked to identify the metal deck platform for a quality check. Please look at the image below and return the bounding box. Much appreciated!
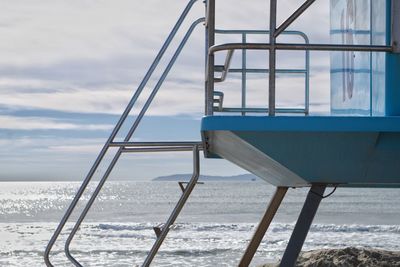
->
[202,116,400,187]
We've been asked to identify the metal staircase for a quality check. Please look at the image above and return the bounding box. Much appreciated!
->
[44,1,205,266]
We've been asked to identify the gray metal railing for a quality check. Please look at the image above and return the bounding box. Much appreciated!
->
[205,0,393,117]
[44,0,204,266]
[213,29,310,115]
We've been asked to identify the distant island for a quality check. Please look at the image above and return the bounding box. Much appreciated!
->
[152,173,260,182]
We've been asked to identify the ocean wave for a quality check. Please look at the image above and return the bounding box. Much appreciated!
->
[97,223,155,231]
[271,223,400,234]
[95,222,253,232]
[95,222,400,234]
[159,248,233,257]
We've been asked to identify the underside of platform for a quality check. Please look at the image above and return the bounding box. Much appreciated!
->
[201,116,400,188]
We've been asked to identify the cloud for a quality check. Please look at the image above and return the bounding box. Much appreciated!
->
[0,115,113,130]
[0,0,331,117]
[0,0,335,180]
[0,86,128,114]
[47,144,103,154]
[0,0,191,66]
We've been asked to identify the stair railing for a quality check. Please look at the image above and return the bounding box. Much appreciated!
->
[44,0,204,265]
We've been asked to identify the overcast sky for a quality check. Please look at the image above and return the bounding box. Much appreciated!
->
[0,0,332,181]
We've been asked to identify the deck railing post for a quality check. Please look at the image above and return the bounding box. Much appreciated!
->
[392,0,400,53]
[242,33,247,116]
[269,0,277,116]
[206,0,215,115]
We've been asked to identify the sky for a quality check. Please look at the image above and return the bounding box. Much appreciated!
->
[0,0,332,181]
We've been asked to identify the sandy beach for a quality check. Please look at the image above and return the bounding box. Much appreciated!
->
[260,247,400,267]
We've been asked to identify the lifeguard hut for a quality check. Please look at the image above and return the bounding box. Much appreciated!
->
[45,1,400,266]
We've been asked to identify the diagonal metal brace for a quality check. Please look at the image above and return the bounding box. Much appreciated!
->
[275,0,316,37]
[239,187,288,267]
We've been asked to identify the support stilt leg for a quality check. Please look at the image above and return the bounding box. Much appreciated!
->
[279,184,326,267]
[239,187,288,267]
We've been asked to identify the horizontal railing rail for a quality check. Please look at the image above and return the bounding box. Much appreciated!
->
[109,141,203,147]
[209,43,392,53]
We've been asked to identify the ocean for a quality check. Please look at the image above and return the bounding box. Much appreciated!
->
[0,181,399,266]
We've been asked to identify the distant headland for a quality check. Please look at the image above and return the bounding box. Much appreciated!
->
[152,174,260,182]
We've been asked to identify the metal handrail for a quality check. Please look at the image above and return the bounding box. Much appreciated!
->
[63,18,205,267]
[207,42,392,116]
[122,147,198,152]
[213,29,310,115]
[215,68,306,74]
[110,141,202,147]
[218,107,307,114]
[44,0,202,265]
[209,43,392,53]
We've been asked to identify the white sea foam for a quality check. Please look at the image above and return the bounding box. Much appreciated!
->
[1,221,399,266]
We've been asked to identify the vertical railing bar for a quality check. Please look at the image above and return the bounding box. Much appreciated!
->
[269,0,277,116]
[204,1,209,81]
[304,34,310,115]
[370,0,373,116]
[206,0,215,115]
[242,33,247,116]
[305,49,310,115]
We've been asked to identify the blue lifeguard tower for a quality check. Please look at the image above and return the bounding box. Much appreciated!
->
[45,1,400,266]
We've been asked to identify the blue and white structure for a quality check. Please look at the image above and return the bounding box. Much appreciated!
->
[45,1,400,266]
